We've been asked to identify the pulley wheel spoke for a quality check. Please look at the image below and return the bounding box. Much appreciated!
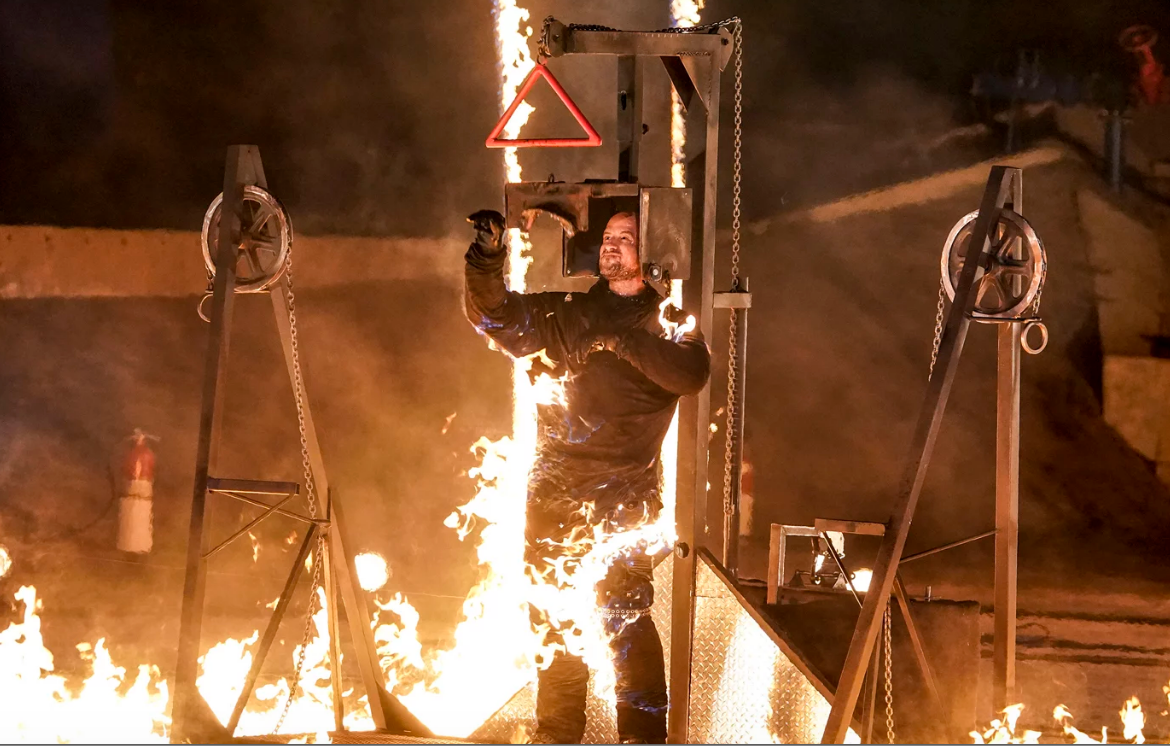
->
[201,185,293,293]
[940,207,1046,321]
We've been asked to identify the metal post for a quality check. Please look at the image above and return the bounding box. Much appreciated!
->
[722,278,749,575]
[323,495,346,732]
[671,52,720,745]
[993,170,1023,712]
[617,55,643,183]
[172,145,260,743]
[1104,110,1125,193]
[822,168,1015,743]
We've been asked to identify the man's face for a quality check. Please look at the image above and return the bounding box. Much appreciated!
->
[598,212,641,282]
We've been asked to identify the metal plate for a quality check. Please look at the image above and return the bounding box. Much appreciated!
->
[687,555,842,744]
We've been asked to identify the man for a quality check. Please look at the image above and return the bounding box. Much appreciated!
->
[463,208,710,744]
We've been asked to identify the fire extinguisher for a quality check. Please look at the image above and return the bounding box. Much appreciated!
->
[118,428,158,554]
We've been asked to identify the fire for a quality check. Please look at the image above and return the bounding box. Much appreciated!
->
[670,1,705,188]
[0,584,170,743]
[850,568,872,592]
[0,544,10,578]
[1119,697,1145,744]
[1054,704,1108,743]
[354,551,390,592]
[197,587,377,737]
[971,703,1040,744]
[974,699,1155,744]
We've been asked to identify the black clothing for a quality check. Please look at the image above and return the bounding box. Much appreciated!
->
[464,237,710,744]
[464,241,710,510]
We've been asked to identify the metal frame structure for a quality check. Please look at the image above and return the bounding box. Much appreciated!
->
[822,167,1029,743]
[171,146,429,742]
[541,20,738,744]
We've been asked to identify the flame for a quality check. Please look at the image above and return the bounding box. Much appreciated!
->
[971,703,1040,744]
[670,1,705,188]
[197,587,376,737]
[1119,696,1145,744]
[248,531,261,562]
[1054,704,1108,743]
[851,568,872,593]
[354,552,390,592]
[0,544,10,578]
[0,584,170,743]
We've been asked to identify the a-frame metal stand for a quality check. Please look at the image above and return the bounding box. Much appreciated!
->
[171,146,429,742]
[822,167,1027,743]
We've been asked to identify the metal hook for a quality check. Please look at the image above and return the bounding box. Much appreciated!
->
[1021,319,1048,354]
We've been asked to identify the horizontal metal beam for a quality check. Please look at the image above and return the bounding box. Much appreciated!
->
[814,518,885,537]
[552,24,733,69]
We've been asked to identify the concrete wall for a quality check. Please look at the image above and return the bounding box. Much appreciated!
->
[0,224,463,298]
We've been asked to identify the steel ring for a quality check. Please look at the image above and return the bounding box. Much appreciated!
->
[197,293,213,323]
[1021,320,1048,355]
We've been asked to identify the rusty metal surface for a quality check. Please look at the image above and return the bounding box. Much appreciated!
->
[687,556,836,744]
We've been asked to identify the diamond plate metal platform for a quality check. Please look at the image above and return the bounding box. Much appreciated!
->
[469,552,848,743]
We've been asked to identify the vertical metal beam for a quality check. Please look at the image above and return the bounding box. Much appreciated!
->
[172,145,260,743]
[670,53,720,745]
[722,278,749,575]
[993,172,1023,711]
[324,495,346,732]
[616,55,644,183]
[821,168,1014,743]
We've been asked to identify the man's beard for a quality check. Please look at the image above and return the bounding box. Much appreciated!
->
[600,255,639,281]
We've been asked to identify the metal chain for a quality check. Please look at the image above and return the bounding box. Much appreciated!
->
[729,20,744,290]
[272,249,328,735]
[721,20,745,519]
[928,279,946,380]
[883,603,896,743]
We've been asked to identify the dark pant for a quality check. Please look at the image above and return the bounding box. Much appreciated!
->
[526,496,668,743]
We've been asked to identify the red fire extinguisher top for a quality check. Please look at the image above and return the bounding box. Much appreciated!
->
[123,429,157,481]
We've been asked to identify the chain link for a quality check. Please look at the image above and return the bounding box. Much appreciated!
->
[721,19,744,520]
[883,603,896,743]
[729,19,743,291]
[272,249,329,735]
[928,279,946,380]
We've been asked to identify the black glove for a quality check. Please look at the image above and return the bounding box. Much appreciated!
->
[467,209,506,255]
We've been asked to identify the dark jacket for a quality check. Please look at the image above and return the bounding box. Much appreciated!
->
[464,241,710,509]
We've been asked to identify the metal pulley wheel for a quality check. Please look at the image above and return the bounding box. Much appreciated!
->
[941,208,1046,321]
[201,185,292,293]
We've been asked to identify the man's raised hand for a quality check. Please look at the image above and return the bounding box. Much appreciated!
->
[467,209,506,255]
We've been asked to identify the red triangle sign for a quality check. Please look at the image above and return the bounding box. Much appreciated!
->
[486,63,602,148]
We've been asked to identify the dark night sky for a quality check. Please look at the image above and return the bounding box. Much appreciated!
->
[1,0,1168,237]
